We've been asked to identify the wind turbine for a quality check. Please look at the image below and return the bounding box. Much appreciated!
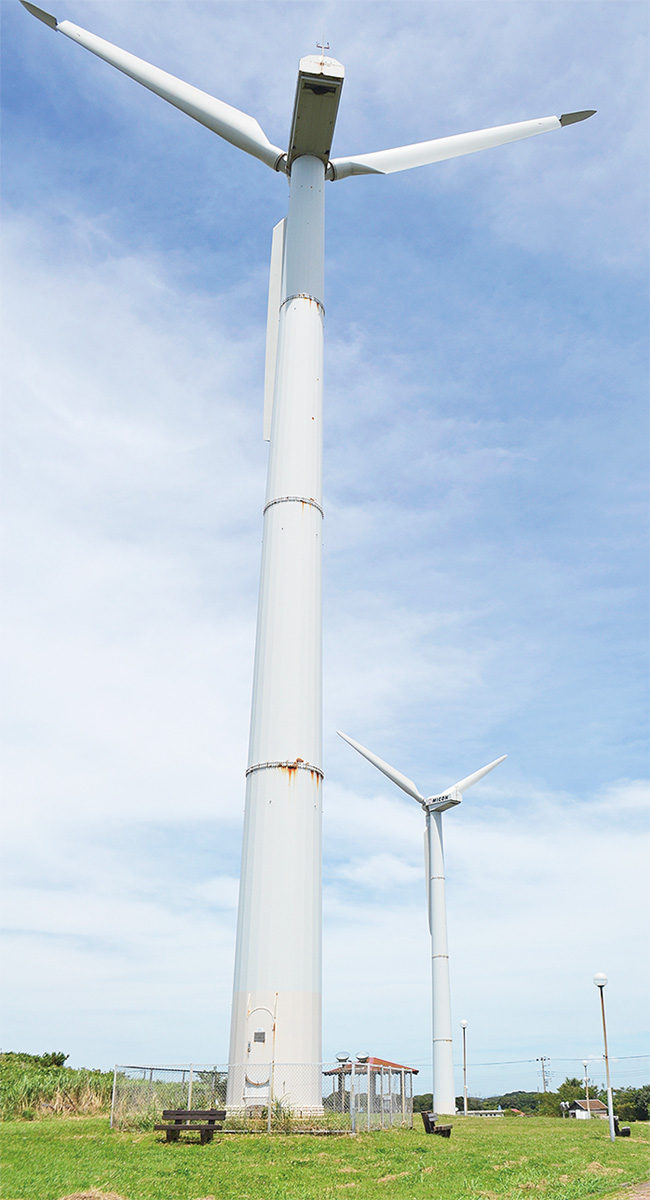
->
[19,0,594,1111]
[338,730,506,1114]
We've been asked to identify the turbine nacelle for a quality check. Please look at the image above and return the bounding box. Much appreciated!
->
[287,55,344,169]
[424,791,462,813]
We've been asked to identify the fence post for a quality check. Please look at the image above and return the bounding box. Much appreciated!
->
[401,1068,406,1126]
[109,1065,118,1129]
[187,1065,194,1110]
[367,1062,371,1132]
[350,1060,356,1133]
[267,1059,274,1136]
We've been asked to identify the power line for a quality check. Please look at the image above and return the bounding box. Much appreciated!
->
[418,1053,649,1068]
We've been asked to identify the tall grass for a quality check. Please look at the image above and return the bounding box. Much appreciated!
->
[0,1052,113,1120]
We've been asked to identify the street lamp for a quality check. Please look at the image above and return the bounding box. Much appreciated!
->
[460,1020,469,1115]
[593,973,616,1141]
[583,1059,591,1118]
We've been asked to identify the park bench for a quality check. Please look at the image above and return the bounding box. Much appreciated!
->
[420,1111,452,1137]
[155,1108,226,1144]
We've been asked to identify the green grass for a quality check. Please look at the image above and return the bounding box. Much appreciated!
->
[1,1116,648,1200]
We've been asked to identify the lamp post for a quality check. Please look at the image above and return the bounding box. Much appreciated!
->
[593,973,616,1141]
[460,1020,469,1115]
[583,1059,591,1118]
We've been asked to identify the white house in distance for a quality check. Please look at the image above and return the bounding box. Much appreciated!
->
[569,1099,609,1119]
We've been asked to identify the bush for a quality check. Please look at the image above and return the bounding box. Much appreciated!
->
[0,1051,113,1120]
[614,1085,650,1122]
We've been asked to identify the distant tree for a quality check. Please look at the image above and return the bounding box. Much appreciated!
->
[37,1052,69,1068]
[559,1076,606,1104]
[483,1091,541,1115]
[0,1051,69,1069]
[613,1085,650,1122]
[416,1077,642,1120]
[537,1090,561,1116]
[455,1095,484,1111]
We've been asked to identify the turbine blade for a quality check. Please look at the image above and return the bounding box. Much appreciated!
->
[449,755,507,795]
[328,112,594,180]
[20,3,286,171]
[337,730,424,803]
[560,110,597,126]
[20,2,57,28]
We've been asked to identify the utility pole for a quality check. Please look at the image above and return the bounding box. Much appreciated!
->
[537,1056,550,1093]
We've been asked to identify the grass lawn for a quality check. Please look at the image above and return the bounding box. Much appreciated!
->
[1,1115,648,1200]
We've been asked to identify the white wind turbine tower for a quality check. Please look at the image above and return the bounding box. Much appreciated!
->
[338,730,506,1115]
[19,0,594,1111]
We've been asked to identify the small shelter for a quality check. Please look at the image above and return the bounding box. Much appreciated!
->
[323,1056,419,1127]
[568,1098,609,1120]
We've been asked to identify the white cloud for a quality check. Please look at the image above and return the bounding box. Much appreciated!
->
[332,852,422,891]
[193,875,240,910]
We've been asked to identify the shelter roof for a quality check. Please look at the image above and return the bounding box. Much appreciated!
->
[324,1056,419,1075]
[569,1099,608,1111]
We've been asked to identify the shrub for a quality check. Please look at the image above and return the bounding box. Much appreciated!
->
[614,1085,650,1122]
[0,1051,113,1120]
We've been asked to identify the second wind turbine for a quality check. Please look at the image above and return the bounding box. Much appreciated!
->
[338,731,506,1115]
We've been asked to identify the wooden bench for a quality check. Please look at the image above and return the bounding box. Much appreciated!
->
[155,1108,226,1144]
[421,1111,453,1137]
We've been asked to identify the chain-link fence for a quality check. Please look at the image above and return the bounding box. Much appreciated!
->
[111,1062,415,1133]
[322,1062,414,1132]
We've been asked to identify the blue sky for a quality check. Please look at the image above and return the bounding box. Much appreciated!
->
[1,0,648,1098]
